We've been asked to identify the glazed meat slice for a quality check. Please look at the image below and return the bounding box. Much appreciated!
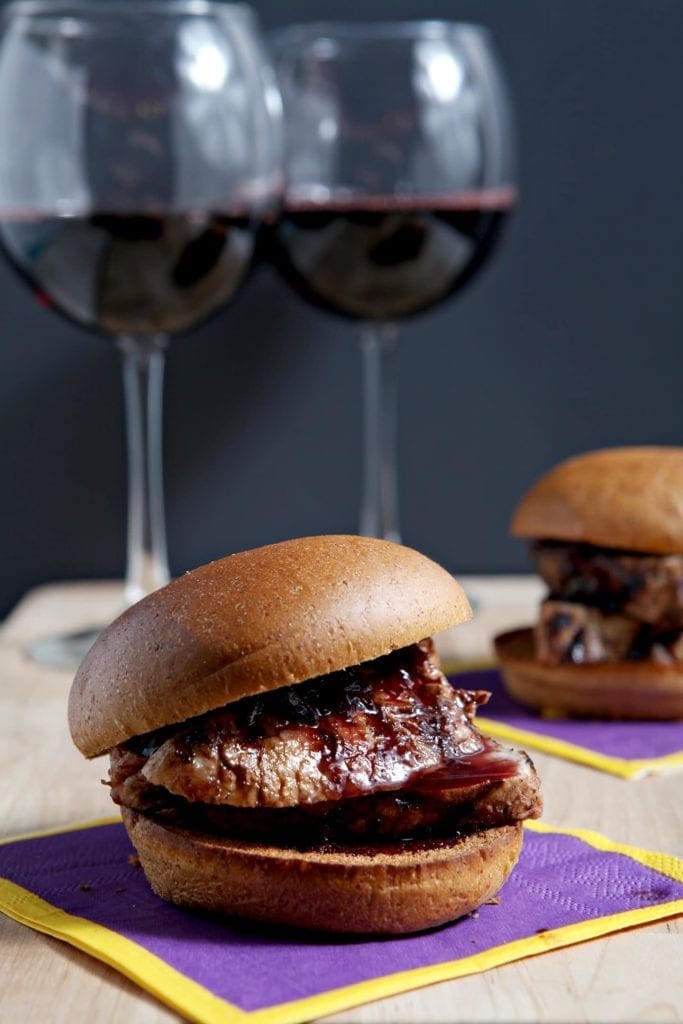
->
[535,599,642,665]
[111,739,541,845]
[533,541,683,628]
[177,743,542,844]
[137,665,488,808]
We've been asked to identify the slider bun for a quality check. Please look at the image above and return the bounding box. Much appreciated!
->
[122,807,522,935]
[495,628,683,719]
[511,447,683,553]
[70,535,471,758]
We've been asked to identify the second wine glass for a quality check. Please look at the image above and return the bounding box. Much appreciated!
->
[0,0,281,665]
[269,21,514,542]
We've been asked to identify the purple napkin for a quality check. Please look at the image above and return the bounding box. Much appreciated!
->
[0,819,681,1023]
[451,669,683,777]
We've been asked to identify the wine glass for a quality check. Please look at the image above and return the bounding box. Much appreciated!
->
[0,0,281,666]
[269,21,514,542]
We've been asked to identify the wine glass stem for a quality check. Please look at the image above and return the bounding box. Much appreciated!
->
[359,322,401,543]
[118,334,171,606]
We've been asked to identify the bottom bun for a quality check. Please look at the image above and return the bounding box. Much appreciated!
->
[495,627,683,720]
[121,807,523,935]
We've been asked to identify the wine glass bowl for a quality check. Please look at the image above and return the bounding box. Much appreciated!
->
[0,1,280,334]
[269,21,514,541]
[0,0,281,664]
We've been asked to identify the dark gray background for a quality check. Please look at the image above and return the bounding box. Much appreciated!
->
[1,0,681,617]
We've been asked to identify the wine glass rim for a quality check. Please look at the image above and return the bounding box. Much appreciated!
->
[271,19,490,47]
[3,0,255,21]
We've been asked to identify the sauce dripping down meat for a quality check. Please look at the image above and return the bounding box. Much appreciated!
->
[412,737,521,792]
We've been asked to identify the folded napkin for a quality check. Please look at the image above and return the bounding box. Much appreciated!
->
[449,667,683,779]
[0,818,681,1024]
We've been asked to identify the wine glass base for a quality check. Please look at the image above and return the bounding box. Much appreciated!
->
[27,628,101,671]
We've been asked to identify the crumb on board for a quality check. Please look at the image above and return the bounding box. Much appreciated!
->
[485,896,501,905]
[77,883,92,892]
[128,854,141,868]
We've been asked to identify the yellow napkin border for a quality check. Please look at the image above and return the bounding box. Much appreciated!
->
[446,660,683,779]
[0,817,682,1024]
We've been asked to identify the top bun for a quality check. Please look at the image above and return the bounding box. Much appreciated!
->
[511,447,683,554]
[69,535,471,758]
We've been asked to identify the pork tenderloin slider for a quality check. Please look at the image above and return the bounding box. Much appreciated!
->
[496,447,683,719]
[70,535,541,934]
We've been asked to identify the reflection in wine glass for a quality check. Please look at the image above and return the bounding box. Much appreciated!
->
[269,22,514,542]
[0,0,281,666]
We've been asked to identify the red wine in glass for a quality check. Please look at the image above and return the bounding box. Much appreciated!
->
[0,211,255,336]
[270,188,514,322]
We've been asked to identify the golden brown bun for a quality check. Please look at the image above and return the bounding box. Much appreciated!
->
[511,447,683,553]
[70,535,471,758]
[121,807,522,935]
[495,628,683,720]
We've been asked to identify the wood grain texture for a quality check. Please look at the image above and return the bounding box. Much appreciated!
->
[0,580,681,1024]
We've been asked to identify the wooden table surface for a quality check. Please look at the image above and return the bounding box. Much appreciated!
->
[1,578,681,1024]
